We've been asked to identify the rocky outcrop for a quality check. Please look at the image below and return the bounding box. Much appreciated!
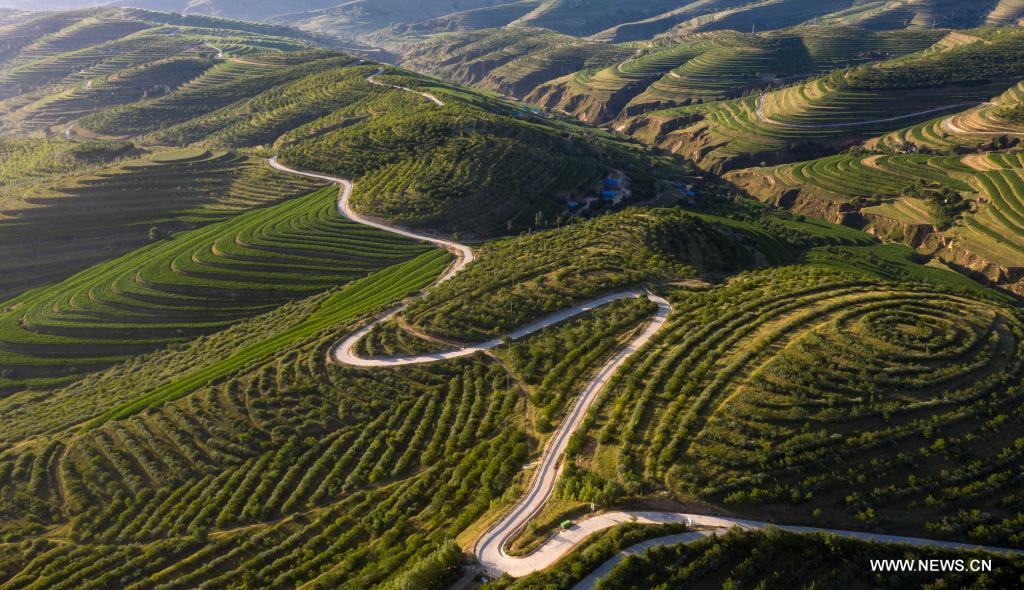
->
[728,168,1024,296]
[526,77,654,124]
[860,211,935,246]
[934,238,1024,296]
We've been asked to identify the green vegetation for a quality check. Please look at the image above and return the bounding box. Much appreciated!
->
[397,28,633,98]
[278,67,671,235]
[0,321,524,588]
[512,0,685,37]
[0,136,136,198]
[566,255,1024,543]
[0,184,433,392]
[0,149,323,299]
[728,149,1024,292]
[625,28,1024,172]
[590,528,1024,589]
[77,53,354,140]
[402,208,795,342]
[5,6,1024,589]
[873,80,1024,153]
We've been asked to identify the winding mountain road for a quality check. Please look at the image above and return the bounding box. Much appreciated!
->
[366,67,446,106]
[474,293,671,577]
[265,69,1024,584]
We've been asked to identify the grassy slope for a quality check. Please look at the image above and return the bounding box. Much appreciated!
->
[2,7,1024,589]
[623,27,1024,172]
[0,184,433,392]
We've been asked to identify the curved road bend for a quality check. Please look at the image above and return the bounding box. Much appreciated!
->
[265,75,1024,583]
[267,157,474,282]
[475,294,672,578]
[335,289,658,367]
[567,511,1024,590]
[366,67,446,106]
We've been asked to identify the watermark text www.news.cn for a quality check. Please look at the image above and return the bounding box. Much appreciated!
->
[870,559,993,573]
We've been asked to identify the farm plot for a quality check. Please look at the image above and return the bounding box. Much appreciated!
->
[0,336,524,589]
[873,81,1024,153]
[0,149,323,299]
[627,29,1024,171]
[571,263,1024,544]
[0,183,434,393]
[77,53,350,139]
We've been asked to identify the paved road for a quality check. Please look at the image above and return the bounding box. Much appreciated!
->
[562,511,1024,589]
[366,67,446,106]
[268,155,475,367]
[203,42,224,59]
[571,530,719,590]
[267,156,473,283]
[267,74,1024,584]
[475,294,672,578]
[334,289,653,367]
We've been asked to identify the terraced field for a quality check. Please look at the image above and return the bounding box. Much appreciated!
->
[0,149,324,299]
[400,207,806,343]
[11,56,217,130]
[434,28,941,124]
[396,0,542,35]
[0,282,516,588]
[5,6,1024,588]
[751,153,973,201]
[817,0,1001,30]
[0,136,136,198]
[76,53,351,139]
[872,81,1024,153]
[526,38,713,123]
[954,165,1024,269]
[397,28,632,98]
[509,0,685,37]
[729,151,1024,292]
[568,262,1024,544]
[275,72,659,235]
[521,528,1024,590]
[0,182,433,392]
[669,0,862,36]
[988,0,1024,25]
[628,36,814,110]
[632,77,1013,172]
[0,8,327,137]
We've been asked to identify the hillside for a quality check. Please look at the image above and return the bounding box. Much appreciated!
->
[2,5,1024,590]
[525,28,941,124]
[622,27,1024,172]
[396,27,633,98]
[6,0,1020,40]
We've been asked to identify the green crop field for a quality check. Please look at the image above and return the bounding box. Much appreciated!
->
[728,146,1024,294]
[402,207,812,342]
[398,27,633,98]
[0,149,324,299]
[1,5,1024,589]
[557,257,1024,543]
[623,28,1024,172]
[873,80,1024,153]
[503,527,1024,590]
[0,184,434,392]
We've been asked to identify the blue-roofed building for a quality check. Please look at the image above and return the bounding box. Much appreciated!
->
[604,177,621,188]
[601,190,617,201]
